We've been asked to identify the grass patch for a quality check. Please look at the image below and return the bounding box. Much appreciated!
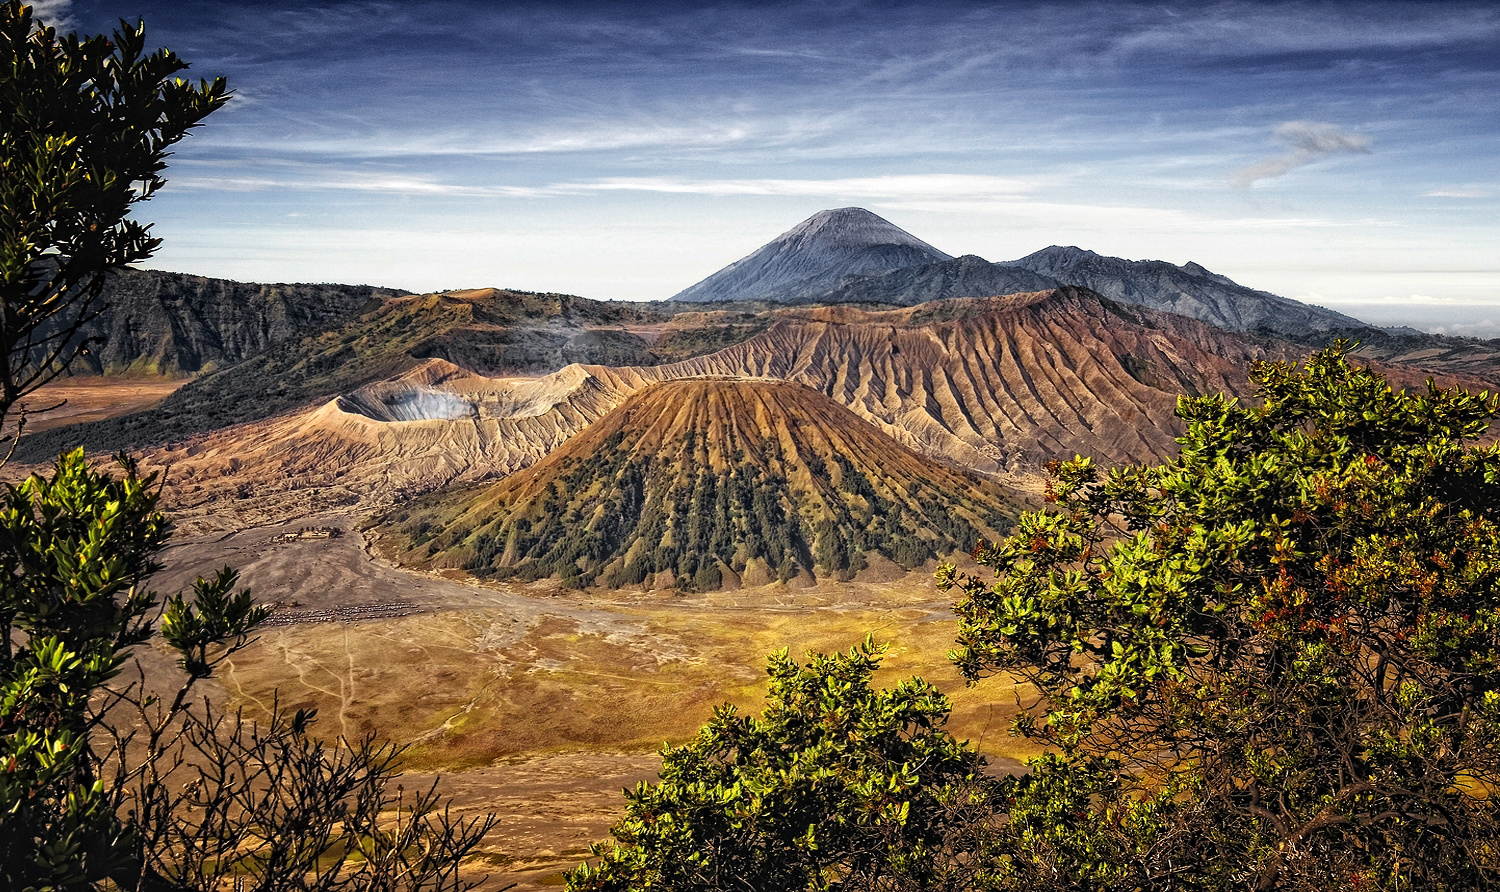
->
[220,589,1040,772]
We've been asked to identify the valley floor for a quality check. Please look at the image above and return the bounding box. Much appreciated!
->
[150,511,1037,891]
[25,375,187,432]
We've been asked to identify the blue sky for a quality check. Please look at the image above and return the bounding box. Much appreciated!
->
[48,1,1500,334]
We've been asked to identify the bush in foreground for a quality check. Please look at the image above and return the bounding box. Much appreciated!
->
[567,639,999,892]
[944,346,1500,889]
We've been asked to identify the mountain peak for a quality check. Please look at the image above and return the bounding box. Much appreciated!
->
[669,208,951,303]
[1007,245,1101,277]
[1177,261,1239,286]
[779,207,933,246]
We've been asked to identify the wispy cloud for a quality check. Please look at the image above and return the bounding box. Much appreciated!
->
[878,198,1391,236]
[168,166,1399,249]
[171,173,546,199]
[1107,1,1500,60]
[1231,121,1372,189]
[1425,188,1492,198]
[565,174,1037,200]
[65,0,1500,313]
[170,171,1041,203]
[190,113,851,160]
[1430,319,1500,339]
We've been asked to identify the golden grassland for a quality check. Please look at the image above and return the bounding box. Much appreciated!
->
[149,515,1041,891]
[220,597,1039,770]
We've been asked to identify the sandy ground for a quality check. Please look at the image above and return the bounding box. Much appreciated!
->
[21,376,187,431]
[7,378,1039,889]
[146,511,1037,891]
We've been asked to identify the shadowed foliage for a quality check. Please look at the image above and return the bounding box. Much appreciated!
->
[942,346,1500,890]
[0,0,225,441]
[566,640,1000,892]
[1,6,498,888]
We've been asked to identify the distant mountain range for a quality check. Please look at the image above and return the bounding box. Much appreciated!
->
[814,254,1059,307]
[669,207,1368,339]
[1003,246,1367,337]
[22,207,1500,588]
[67,207,1431,399]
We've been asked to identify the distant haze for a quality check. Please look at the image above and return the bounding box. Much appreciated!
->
[56,0,1500,335]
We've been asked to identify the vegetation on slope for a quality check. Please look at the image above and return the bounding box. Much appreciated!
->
[71,269,399,376]
[382,379,1015,590]
[2,6,493,888]
[568,640,994,892]
[938,344,1500,888]
[641,311,777,363]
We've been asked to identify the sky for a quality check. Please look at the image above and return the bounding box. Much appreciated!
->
[47,0,1500,334]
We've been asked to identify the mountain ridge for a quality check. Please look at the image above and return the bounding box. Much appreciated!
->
[43,284,1494,542]
[71,269,401,376]
[114,286,1330,534]
[665,207,1370,338]
[809,254,1059,306]
[15,289,672,462]
[1003,245,1366,336]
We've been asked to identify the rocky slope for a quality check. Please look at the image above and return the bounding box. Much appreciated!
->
[1321,327,1500,379]
[809,254,1059,306]
[71,269,400,375]
[96,286,1500,539]
[607,288,1306,473]
[125,287,1316,532]
[668,209,1377,341]
[1003,246,1365,337]
[669,208,951,303]
[380,378,1016,590]
[15,289,670,462]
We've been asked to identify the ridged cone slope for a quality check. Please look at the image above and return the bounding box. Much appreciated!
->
[383,378,1015,590]
[590,287,1307,472]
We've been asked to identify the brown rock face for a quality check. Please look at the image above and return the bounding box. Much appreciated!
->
[130,287,1479,535]
[18,287,671,463]
[382,378,1016,590]
[74,269,397,375]
[130,288,1300,530]
[610,287,1294,472]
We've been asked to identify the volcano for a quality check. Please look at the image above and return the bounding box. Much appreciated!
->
[380,377,1016,591]
[668,207,951,304]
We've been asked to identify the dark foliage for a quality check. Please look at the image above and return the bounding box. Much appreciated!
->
[942,346,1500,890]
[567,641,1000,892]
